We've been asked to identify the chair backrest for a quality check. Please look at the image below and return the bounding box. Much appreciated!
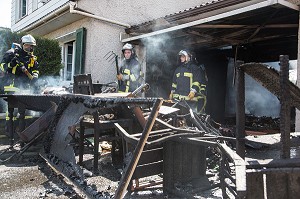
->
[73,74,95,95]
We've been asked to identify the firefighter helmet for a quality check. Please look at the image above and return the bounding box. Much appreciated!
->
[178,49,192,63]
[122,43,133,53]
[21,34,36,46]
[122,43,135,59]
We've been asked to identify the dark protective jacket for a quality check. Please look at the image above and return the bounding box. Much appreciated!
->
[171,62,206,101]
[118,57,141,92]
[0,45,39,89]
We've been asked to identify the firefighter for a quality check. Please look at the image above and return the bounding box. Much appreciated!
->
[169,49,207,113]
[0,34,39,93]
[117,43,141,93]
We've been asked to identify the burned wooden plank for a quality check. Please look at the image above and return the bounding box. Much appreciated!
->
[137,147,163,165]
[279,55,291,159]
[235,60,246,159]
[246,172,264,199]
[240,62,300,110]
[132,161,163,179]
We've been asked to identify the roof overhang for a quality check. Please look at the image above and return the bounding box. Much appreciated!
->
[121,0,299,55]
[19,3,86,36]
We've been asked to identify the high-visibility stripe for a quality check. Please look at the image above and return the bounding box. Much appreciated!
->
[123,69,130,75]
[172,83,177,89]
[130,74,136,82]
[4,85,19,92]
[123,69,130,92]
[192,81,201,91]
[183,72,193,90]
[28,57,34,68]
[12,65,17,74]
[200,84,206,91]
[176,73,180,78]
[183,72,192,78]
[173,93,204,102]
[0,63,5,71]
[32,70,39,74]
[6,115,33,120]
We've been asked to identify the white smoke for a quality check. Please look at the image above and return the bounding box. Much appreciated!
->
[140,34,180,97]
[225,59,297,118]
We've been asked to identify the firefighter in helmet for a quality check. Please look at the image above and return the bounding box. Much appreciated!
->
[0,34,39,93]
[169,49,207,113]
[117,43,141,92]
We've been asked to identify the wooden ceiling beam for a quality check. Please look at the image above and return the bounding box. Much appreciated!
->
[193,24,298,29]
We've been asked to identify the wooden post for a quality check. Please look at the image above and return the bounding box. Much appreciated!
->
[235,60,245,159]
[114,98,163,199]
[279,55,290,159]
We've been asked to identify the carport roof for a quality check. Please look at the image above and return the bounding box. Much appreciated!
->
[122,0,299,55]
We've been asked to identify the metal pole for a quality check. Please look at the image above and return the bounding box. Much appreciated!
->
[235,60,245,159]
[279,55,290,159]
[114,98,163,199]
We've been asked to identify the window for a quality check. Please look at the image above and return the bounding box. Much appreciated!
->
[20,0,27,17]
[62,42,76,81]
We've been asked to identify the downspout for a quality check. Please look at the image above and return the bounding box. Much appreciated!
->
[69,2,131,28]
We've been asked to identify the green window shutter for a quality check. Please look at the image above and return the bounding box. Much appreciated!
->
[75,27,86,74]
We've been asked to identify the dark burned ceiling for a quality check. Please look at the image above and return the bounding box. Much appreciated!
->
[125,1,299,62]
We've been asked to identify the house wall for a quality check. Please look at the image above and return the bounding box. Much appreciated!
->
[76,0,208,25]
[43,0,208,84]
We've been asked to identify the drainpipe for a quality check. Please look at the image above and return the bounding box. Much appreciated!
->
[69,3,131,28]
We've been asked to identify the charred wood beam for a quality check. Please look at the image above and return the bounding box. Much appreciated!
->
[184,29,242,45]
[219,143,246,198]
[246,158,300,169]
[246,10,279,42]
[235,61,246,159]
[247,167,300,174]
[194,24,298,29]
[279,55,291,159]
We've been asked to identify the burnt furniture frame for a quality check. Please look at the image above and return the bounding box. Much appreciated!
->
[73,74,95,95]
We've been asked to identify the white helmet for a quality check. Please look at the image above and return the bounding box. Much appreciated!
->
[178,49,191,63]
[21,34,36,46]
[122,43,133,52]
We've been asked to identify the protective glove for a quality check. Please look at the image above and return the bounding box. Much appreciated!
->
[32,73,38,78]
[116,74,123,81]
[188,91,195,100]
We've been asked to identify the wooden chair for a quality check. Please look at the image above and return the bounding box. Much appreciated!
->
[73,73,94,95]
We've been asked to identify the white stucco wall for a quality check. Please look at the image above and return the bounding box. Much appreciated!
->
[45,16,124,84]
[77,0,209,25]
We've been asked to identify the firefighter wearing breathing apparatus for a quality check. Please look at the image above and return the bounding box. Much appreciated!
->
[169,49,207,113]
[117,43,141,93]
[0,34,39,94]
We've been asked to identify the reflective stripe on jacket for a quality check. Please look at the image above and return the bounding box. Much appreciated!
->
[118,57,141,93]
[171,62,203,99]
